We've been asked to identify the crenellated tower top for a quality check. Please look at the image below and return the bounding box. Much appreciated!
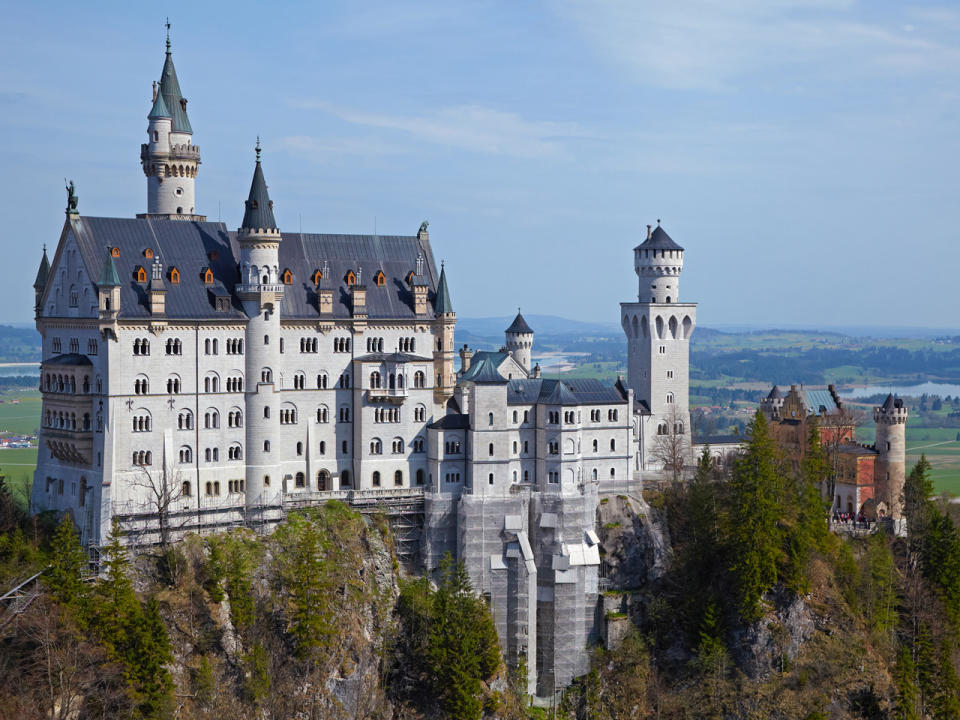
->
[634,221,684,304]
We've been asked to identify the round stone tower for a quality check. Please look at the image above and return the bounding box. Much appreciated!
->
[505,310,534,374]
[874,394,908,524]
[141,27,202,218]
[238,141,284,517]
[635,222,683,304]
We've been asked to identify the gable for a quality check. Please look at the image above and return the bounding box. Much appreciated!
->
[41,223,99,319]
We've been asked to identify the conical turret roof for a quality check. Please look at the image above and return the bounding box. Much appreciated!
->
[506,311,533,335]
[98,250,121,288]
[148,90,171,120]
[33,247,50,290]
[635,224,684,252]
[241,143,278,231]
[158,34,192,133]
[434,263,453,315]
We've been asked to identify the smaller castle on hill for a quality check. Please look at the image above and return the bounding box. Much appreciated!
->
[760,384,907,525]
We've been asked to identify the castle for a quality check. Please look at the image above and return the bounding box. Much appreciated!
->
[31,30,708,697]
[760,384,908,525]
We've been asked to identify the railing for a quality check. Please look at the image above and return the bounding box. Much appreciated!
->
[236,284,285,294]
[366,388,408,400]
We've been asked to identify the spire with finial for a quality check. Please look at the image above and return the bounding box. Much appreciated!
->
[434,261,453,315]
[241,139,278,232]
[34,245,50,292]
[165,18,171,52]
[156,18,192,133]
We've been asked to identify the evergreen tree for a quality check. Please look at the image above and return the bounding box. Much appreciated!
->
[728,410,783,621]
[128,596,174,718]
[903,455,934,556]
[921,512,960,626]
[893,643,919,720]
[860,531,897,635]
[915,622,937,716]
[932,636,960,720]
[95,519,139,661]
[46,514,90,621]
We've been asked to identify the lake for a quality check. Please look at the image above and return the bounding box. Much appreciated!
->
[840,382,960,399]
[0,363,40,378]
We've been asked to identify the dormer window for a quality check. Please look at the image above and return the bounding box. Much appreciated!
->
[312,269,322,285]
[374,270,386,287]
[282,269,293,285]
[345,270,356,286]
[144,248,154,259]
[203,268,214,285]
[135,266,147,283]
[406,270,416,284]
[169,267,180,284]
[111,247,120,258]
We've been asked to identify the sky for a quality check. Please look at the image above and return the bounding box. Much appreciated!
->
[2,1,959,329]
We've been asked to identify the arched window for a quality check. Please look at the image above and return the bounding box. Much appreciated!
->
[372,471,381,487]
[374,270,386,287]
[263,440,271,452]
[370,371,381,389]
[296,441,303,456]
[416,469,425,486]
[261,368,272,383]
[317,372,328,389]
[135,266,147,282]
[414,371,426,389]
[370,438,382,455]
[282,268,293,284]
[316,405,329,423]
[170,267,180,284]
[488,412,494,426]
[295,472,305,488]
[394,470,403,486]
[179,446,193,463]
[346,270,356,286]
[317,469,330,491]
[341,470,351,487]
[610,439,616,451]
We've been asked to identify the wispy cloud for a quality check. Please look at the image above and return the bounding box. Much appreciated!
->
[288,100,594,159]
[555,1,960,90]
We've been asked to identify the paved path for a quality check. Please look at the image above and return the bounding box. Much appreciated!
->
[906,440,957,452]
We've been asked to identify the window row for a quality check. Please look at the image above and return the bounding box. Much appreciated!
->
[655,422,684,435]
[369,437,425,455]
[133,338,151,356]
[43,373,92,394]
[44,410,91,431]
[374,407,400,423]
[43,476,88,505]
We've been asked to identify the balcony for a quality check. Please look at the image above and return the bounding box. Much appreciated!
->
[236,283,285,294]
[366,387,407,404]
[44,426,94,465]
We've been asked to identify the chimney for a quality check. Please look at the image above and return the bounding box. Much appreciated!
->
[647,224,652,240]
[351,285,367,317]
[459,344,473,373]
[413,281,428,315]
[533,363,541,379]
[318,288,333,315]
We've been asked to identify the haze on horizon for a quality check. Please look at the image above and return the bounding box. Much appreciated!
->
[2,1,958,329]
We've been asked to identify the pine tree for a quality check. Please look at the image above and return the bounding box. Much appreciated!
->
[903,455,934,556]
[893,644,919,720]
[728,410,783,621]
[932,636,960,720]
[129,596,174,718]
[915,622,937,715]
[46,514,90,621]
[95,519,139,660]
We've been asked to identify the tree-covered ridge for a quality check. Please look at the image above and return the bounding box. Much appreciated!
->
[0,501,521,719]
[562,421,960,719]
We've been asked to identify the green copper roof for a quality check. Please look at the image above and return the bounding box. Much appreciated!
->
[148,89,171,119]
[33,247,50,290]
[241,147,278,231]
[158,45,192,134]
[98,251,121,288]
[434,264,453,315]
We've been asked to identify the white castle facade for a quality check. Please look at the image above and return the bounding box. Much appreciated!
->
[31,34,703,698]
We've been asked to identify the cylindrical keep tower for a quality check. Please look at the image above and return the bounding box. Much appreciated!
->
[874,394,908,522]
[505,311,534,374]
[635,223,684,304]
[238,144,283,514]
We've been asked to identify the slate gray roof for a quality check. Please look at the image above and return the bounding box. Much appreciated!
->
[460,351,510,382]
[241,155,277,231]
[506,378,627,406]
[428,414,471,430]
[434,264,453,315]
[694,433,743,446]
[34,247,50,290]
[64,216,443,321]
[880,394,904,412]
[800,388,840,415]
[158,46,192,134]
[506,311,533,335]
[635,225,683,252]
[42,353,93,367]
[767,385,783,400]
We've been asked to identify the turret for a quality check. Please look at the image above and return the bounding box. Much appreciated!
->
[760,385,784,420]
[874,394,908,525]
[237,141,283,517]
[33,245,49,316]
[505,310,534,374]
[97,247,121,339]
[140,23,203,219]
[433,262,455,403]
[634,222,684,304]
